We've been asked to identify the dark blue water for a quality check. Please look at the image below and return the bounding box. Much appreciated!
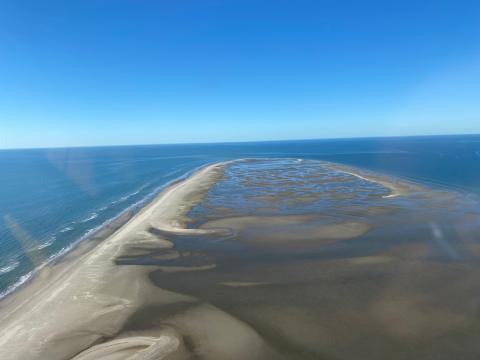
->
[1,134,480,298]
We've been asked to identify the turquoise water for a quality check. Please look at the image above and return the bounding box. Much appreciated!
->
[1,135,480,298]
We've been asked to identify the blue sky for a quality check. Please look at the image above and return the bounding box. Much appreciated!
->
[0,0,479,148]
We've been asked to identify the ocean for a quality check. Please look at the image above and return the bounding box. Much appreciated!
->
[1,134,480,299]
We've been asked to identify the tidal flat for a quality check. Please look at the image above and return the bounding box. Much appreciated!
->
[139,159,480,360]
[1,158,480,360]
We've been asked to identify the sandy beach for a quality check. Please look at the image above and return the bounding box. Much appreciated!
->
[0,158,388,360]
[0,161,270,360]
[1,158,479,360]
[0,159,422,360]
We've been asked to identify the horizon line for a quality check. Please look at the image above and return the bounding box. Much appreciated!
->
[1,132,480,151]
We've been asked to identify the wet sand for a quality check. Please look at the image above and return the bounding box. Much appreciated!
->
[150,159,480,359]
[1,158,480,359]
[0,161,279,360]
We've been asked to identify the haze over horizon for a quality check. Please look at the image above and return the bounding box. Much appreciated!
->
[2,132,480,151]
[1,0,479,149]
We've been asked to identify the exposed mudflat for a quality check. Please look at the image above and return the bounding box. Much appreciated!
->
[2,158,480,360]
[143,159,480,360]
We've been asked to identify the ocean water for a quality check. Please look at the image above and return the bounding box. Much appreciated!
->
[1,134,480,298]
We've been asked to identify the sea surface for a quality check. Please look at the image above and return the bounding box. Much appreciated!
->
[1,134,480,299]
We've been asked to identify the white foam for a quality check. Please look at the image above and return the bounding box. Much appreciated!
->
[59,226,74,233]
[0,230,96,300]
[37,236,56,250]
[80,213,98,223]
[0,271,34,299]
[0,259,19,275]
[0,163,210,301]
[111,183,150,205]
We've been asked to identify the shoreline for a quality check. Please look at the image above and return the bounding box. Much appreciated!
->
[0,163,215,302]
[0,158,423,308]
[0,158,429,360]
[321,161,424,197]
[0,161,229,360]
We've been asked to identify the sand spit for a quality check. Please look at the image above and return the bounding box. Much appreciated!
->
[71,334,180,360]
[0,157,451,360]
[202,215,371,248]
[322,161,423,197]
[0,161,283,360]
